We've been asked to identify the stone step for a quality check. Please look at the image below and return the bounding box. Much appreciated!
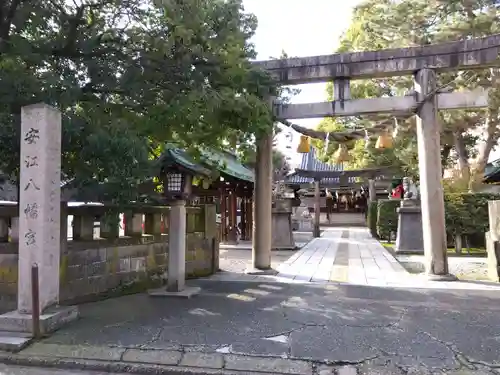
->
[0,331,32,352]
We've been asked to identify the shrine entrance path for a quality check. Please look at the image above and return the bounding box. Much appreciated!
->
[276,227,410,286]
[211,227,500,290]
[274,227,500,291]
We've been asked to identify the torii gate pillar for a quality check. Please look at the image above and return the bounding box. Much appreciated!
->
[247,97,274,274]
[414,68,455,280]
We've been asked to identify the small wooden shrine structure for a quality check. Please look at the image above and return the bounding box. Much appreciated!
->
[188,149,254,244]
[285,147,400,236]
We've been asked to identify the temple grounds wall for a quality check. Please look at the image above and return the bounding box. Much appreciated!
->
[0,204,219,312]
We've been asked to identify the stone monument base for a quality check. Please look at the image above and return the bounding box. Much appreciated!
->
[395,204,424,254]
[244,268,278,276]
[296,219,313,232]
[148,286,201,299]
[272,205,296,250]
[0,305,79,351]
[425,273,458,282]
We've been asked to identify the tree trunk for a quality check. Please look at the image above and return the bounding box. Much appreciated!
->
[465,236,471,255]
[441,144,452,176]
[474,110,498,174]
[454,234,462,255]
[453,131,470,182]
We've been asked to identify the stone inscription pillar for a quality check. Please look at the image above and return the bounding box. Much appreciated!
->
[18,104,62,313]
[414,69,453,280]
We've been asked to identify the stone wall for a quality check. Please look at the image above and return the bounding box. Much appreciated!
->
[0,204,219,312]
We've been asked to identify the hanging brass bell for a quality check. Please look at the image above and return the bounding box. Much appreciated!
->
[375,131,393,149]
[333,144,350,163]
[297,135,310,153]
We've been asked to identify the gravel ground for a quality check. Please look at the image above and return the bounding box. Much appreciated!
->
[399,256,489,281]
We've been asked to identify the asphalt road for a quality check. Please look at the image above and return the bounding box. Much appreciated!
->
[0,364,126,375]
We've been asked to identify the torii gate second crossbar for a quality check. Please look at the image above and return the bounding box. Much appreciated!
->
[248,33,500,279]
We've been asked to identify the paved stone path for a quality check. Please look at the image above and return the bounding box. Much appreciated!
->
[213,226,500,291]
[276,227,409,285]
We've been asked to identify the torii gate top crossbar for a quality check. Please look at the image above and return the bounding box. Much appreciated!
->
[253,34,500,84]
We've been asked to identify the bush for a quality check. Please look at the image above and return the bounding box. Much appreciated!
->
[376,199,401,242]
[444,192,500,249]
[367,201,378,239]
[372,193,499,249]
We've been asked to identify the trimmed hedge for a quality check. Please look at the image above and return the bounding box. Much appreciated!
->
[444,193,500,248]
[374,193,500,248]
[376,199,401,241]
[367,201,378,239]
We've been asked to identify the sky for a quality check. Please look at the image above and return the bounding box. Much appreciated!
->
[243,0,500,166]
[242,0,364,166]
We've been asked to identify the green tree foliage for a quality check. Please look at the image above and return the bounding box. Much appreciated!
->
[238,145,291,182]
[0,0,275,202]
[317,0,500,184]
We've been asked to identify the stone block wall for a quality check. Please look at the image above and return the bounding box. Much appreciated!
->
[0,254,17,313]
[0,204,219,312]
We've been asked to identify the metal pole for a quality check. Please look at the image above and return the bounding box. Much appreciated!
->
[31,263,40,338]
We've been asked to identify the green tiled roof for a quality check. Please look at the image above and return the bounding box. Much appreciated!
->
[200,149,254,182]
[161,145,254,182]
[161,147,211,176]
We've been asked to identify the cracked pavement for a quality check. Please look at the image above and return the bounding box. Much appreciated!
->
[28,279,500,374]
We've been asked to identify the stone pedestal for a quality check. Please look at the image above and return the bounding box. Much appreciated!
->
[149,200,200,298]
[395,203,424,254]
[272,200,295,250]
[293,203,313,232]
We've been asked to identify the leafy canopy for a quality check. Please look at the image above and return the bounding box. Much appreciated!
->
[315,0,500,183]
[0,0,275,201]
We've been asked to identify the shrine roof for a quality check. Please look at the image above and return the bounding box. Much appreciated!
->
[200,149,254,183]
[285,147,356,185]
[484,158,500,183]
[161,145,253,183]
[161,146,212,176]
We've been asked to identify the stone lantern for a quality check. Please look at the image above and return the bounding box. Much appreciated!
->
[149,148,206,298]
[164,171,193,201]
[395,177,424,254]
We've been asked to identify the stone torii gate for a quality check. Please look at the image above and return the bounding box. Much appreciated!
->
[249,34,500,279]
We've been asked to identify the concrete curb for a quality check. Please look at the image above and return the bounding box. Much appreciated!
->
[0,351,312,375]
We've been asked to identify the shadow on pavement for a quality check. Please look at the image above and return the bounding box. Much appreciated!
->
[32,279,500,371]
